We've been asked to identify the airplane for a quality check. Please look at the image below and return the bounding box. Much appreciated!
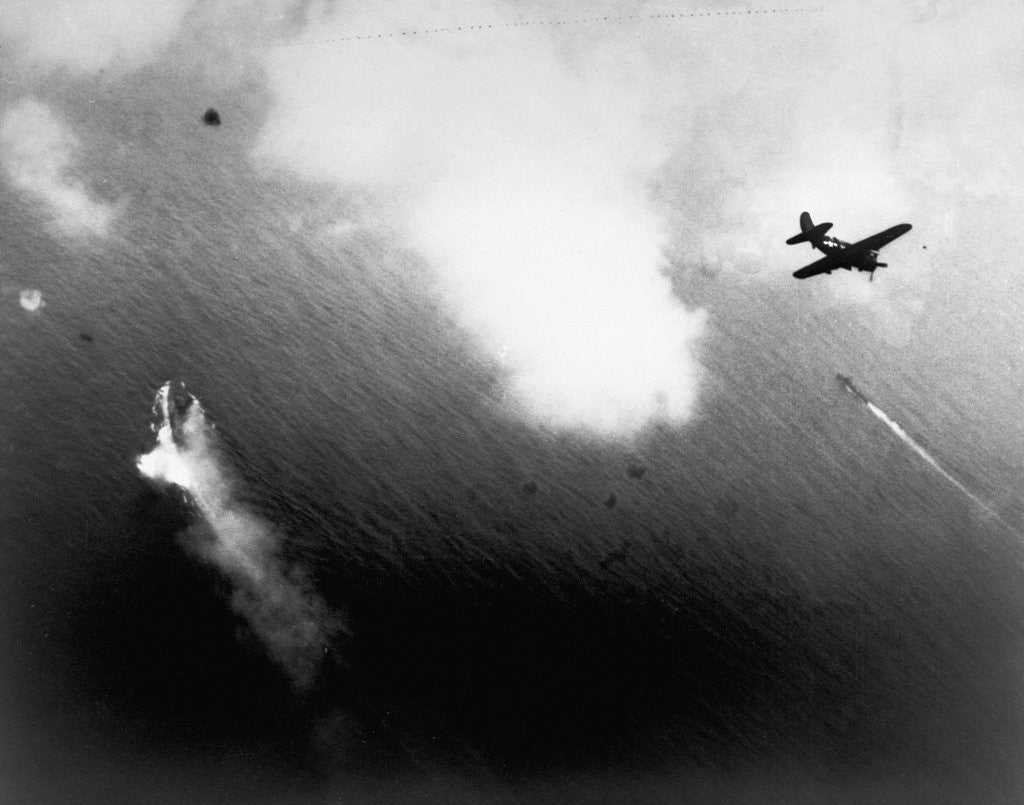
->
[788,212,912,280]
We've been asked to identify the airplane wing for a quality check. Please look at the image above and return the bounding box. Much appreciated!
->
[792,251,846,279]
[844,223,913,254]
[792,223,912,279]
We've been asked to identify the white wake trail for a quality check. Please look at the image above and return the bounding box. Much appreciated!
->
[863,399,1015,531]
[137,382,340,688]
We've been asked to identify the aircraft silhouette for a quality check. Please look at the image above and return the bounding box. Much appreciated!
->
[788,212,911,281]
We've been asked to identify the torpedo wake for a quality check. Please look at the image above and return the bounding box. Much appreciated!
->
[838,374,1016,532]
[137,381,343,688]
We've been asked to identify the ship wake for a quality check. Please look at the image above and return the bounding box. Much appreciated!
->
[861,396,1016,533]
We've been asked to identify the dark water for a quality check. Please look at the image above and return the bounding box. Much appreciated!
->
[2,75,1023,802]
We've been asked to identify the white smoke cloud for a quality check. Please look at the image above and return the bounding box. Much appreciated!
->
[4,0,1009,409]
[250,0,1024,420]
[138,384,341,689]
[0,99,116,237]
[623,0,1024,343]
[655,7,914,278]
[253,2,706,437]
[0,0,191,76]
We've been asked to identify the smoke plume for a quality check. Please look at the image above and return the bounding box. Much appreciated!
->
[138,383,341,689]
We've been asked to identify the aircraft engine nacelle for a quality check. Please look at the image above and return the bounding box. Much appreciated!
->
[861,251,887,271]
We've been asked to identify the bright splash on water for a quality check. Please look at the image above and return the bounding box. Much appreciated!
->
[136,383,193,488]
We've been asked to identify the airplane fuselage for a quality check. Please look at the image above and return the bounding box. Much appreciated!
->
[819,235,848,252]
[814,235,880,272]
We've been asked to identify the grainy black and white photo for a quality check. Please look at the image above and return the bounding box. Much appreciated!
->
[2,1,1023,801]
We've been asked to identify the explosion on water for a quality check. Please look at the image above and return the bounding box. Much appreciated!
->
[137,382,341,688]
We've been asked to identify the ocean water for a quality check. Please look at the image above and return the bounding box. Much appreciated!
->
[1,77,1023,802]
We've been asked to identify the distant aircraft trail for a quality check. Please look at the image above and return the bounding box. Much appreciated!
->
[305,7,824,45]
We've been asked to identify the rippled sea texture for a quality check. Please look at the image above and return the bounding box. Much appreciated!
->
[1,62,1023,805]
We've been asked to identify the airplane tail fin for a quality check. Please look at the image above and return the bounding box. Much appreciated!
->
[786,212,833,246]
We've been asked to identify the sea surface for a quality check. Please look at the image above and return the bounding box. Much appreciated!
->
[1,78,1023,802]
